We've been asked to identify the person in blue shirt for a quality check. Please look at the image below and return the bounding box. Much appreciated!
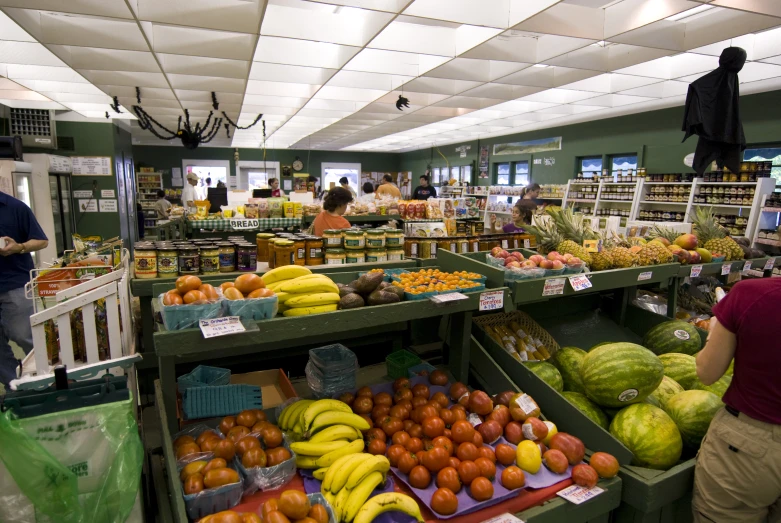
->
[412,175,437,200]
[0,191,48,389]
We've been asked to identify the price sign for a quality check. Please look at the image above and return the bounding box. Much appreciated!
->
[479,290,504,311]
[557,484,605,505]
[568,274,592,292]
[637,271,653,281]
[690,265,703,278]
[764,257,776,271]
[230,218,260,230]
[199,316,246,339]
[482,514,525,523]
[523,239,531,248]
[430,292,468,305]
[542,278,566,296]
[721,263,732,275]
[743,261,752,273]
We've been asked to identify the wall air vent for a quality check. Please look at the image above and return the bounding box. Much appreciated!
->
[9,108,57,149]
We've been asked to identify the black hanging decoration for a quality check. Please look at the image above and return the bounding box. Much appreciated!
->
[110,96,121,114]
[129,88,263,149]
[396,95,410,111]
[105,112,110,119]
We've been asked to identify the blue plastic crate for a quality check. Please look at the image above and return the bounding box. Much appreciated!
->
[404,290,439,301]
[177,365,231,391]
[456,283,486,293]
[222,295,278,321]
[160,295,222,331]
[182,462,243,520]
[182,384,262,419]
[407,361,436,378]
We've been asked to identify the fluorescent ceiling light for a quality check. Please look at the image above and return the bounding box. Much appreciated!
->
[665,5,715,22]
[532,64,549,68]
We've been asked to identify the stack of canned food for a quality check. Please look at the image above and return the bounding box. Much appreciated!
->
[320,228,405,265]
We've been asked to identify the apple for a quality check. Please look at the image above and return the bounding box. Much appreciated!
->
[490,246,504,257]
[563,253,574,262]
[507,261,522,269]
[676,249,691,264]
[688,250,701,264]
[567,257,582,266]
[521,260,537,268]
[529,255,545,265]
[495,250,509,259]
[655,237,671,247]
[504,256,517,267]
[547,251,560,261]
[668,245,683,255]
[555,255,567,263]
[540,259,554,269]
[674,234,698,250]
[511,251,524,261]
[551,260,565,270]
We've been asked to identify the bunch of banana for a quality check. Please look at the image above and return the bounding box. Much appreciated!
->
[277,399,315,439]
[318,453,392,523]
[264,270,341,317]
[353,493,424,523]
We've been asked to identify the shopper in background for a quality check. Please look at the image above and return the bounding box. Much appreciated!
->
[692,277,781,523]
[155,189,172,220]
[269,177,284,197]
[311,187,353,236]
[375,174,401,199]
[0,191,49,390]
[182,172,199,212]
[502,206,530,233]
[412,175,437,200]
[340,177,357,199]
[358,182,375,204]
[515,183,540,217]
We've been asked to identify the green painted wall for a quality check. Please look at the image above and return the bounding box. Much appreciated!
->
[400,90,781,189]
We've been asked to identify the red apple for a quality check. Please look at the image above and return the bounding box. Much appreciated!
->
[551,260,565,270]
[540,259,554,269]
[546,251,560,261]
[562,253,573,262]
[688,250,701,263]
[507,261,521,269]
[520,260,537,268]
[490,247,504,257]
[529,255,545,265]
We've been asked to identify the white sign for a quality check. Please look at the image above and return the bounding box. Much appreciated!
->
[48,155,72,173]
[721,263,732,276]
[523,239,531,248]
[568,274,592,292]
[78,199,98,212]
[172,167,182,179]
[230,218,259,230]
[172,177,183,187]
[742,261,752,273]
[99,199,118,212]
[542,278,566,296]
[72,156,112,176]
[637,271,653,281]
[430,292,468,305]
[764,258,776,271]
[557,484,605,505]
[199,316,246,339]
[455,145,471,158]
[73,190,93,198]
[479,290,504,311]
[690,265,703,278]
[101,189,115,198]
[482,514,525,523]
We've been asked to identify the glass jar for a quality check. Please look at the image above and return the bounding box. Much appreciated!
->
[134,243,157,279]
[256,233,275,263]
[419,240,432,259]
[218,242,236,273]
[293,237,307,266]
[157,246,178,277]
[325,248,346,265]
[199,244,220,275]
[323,229,343,249]
[305,237,324,265]
[405,239,419,258]
[365,230,386,248]
[267,239,280,269]
[457,238,470,254]
[345,250,365,264]
[366,249,387,263]
[274,240,296,268]
[387,247,404,261]
[384,229,404,248]
[343,230,366,250]
[178,246,200,275]
[237,243,258,272]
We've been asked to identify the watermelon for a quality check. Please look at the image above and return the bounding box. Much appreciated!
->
[649,376,685,409]
[643,395,662,408]
[525,361,564,392]
[588,342,613,352]
[562,391,609,430]
[579,343,665,408]
[609,404,683,470]
[551,346,587,394]
[664,390,722,447]
[659,353,698,389]
[690,374,732,399]
[643,320,702,356]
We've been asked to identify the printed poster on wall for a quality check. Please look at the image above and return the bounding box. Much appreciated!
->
[493,137,562,156]
[72,156,113,176]
[479,145,490,178]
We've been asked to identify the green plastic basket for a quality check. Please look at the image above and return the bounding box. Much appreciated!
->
[385,350,421,379]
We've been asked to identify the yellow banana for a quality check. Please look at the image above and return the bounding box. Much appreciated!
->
[295,455,319,469]
[327,453,372,494]
[345,455,390,490]
[286,292,341,308]
[313,467,328,481]
[333,485,352,523]
[290,440,350,457]
[309,424,361,444]
[275,291,292,303]
[289,274,333,282]
[322,490,337,511]
[342,471,385,523]
[316,439,365,468]
[283,304,338,317]
[279,399,312,431]
[261,265,312,285]
[353,493,425,523]
[279,277,338,294]
[266,280,288,292]
[303,400,353,431]
[307,411,371,437]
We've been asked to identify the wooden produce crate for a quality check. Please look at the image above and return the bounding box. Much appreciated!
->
[470,293,704,523]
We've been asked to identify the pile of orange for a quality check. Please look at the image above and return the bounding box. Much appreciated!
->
[393,269,484,295]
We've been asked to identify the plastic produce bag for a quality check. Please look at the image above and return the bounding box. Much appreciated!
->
[0,398,143,523]
[306,344,359,398]
[236,435,296,496]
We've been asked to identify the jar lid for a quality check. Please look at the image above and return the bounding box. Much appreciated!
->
[306,236,323,241]
[366,248,386,252]
[324,229,343,234]
[275,240,294,246]
[216,242,234,246]
[366,230,385,236]
[179,245,198,251]
[326,248,345,254]
[344,230,365,236]
[134,242,155,249]
[256,233,276,239]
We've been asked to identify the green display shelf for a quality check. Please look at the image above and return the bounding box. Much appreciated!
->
[675,256,773,277]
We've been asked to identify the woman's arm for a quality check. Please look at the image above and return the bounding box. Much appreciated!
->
[695,317,737,385]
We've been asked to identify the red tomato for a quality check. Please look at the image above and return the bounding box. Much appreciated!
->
[422,447,449,473]
[475,457,496,480]
[405,437,423,454]
[402,419,415,432]
[381,416,403,437]
[478,446,496,464]
[431,391,449,408]
[409,465,431,489]
[368,439,387,455]
[389,405,410,421]
[447,456,461,469]
[440,408,456,427]
[365,427,386,443]
[495,443,516,466]
[430,488,458,515]
[394,388,413,404]
[386,444,406,467]
[374,392,393,407]
[412,384,430,399]
[432,436,453,457]
[501,466,526,490]
[469,476,494,501]
[451,420,476,444]
[408,424,423,439]
[397,452,419,475]
[422,416,445,439]
[393,377,411,392]
[436,466,462,493]
[472,431,484,447]
[391,431,411,447]
[457,460,480,486]
[456,442,479,462]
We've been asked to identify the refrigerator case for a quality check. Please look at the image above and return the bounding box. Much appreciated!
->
[49,173,74,256]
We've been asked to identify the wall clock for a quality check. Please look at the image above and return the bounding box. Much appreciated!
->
[292,156,304,171]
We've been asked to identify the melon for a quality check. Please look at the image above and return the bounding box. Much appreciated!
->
[588,342,612,352]
[525,361,564,392]
[562,391,609,430]
[579,343,664,408]
[664,390,722,447]
[649,376,685,409]
[551,346,587,394]
[609,404,683,470]
[643,395,662,408]
[690,375,732,398]
[642,321,702,356]
[659,353,698,389]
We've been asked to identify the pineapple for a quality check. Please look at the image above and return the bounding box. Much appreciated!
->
[609,247,637,268]
[590,251,613,271]
[558,239,593,265]
[549,209,596,264]
[649,225,679,244]
[692,207,744,261]
[637,240,674,266]
[522,215,563,254]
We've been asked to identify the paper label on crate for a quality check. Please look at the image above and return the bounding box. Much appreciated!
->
[637,271,653,281]
[542,278,566,296]
[721,263,732,276]
[690,265,703,278]
[430,292,468,305]
[568,275,592,292]
[743,261,752,273]
[199,316,246,338]
[765,258,776,271]
[467,413,482,427]
[479,290,504,311]
[230,218,260,230]
[514,393,538,415]
[482,514,525,523]
[557,485,605,505]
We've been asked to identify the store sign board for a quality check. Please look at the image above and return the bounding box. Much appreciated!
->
[200,316,245,338]
[482,514,525,523]
[78,199,97,212]
[568,275,592,292]
[742,261,752,273]
[230,218,259,230]
[73,190,93,198]
[542,278,566,296]
[479,290,504,311]
[557,484,604,504]
[72,156,112,176]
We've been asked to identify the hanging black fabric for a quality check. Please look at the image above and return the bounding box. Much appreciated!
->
[681,47,747,176]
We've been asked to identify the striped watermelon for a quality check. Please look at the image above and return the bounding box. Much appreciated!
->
[649,376,685,409]
[609,404,683,470]
[643,321,702,356]
[579,343,664,408]
[643,395,662,408]
[563,391,609,430]
[690,375,732,399]
[588,342,613,352]
[664,390,722,447]
[525,361,564,392]
[659,353,698,389]
[551,346,587,394]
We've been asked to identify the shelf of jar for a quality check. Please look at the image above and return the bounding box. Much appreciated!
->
[598,199,633,203]
[639,201,689,206]
[692,203,751,208]
[539,196,564,200]
[643,181,694,185]
[756,238,781,246]
[696,182,762,186]
[567,198,598,202]
[762,207,781,213]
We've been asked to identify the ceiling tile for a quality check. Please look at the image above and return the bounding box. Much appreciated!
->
[134,0,265,33]
[158,54,248,78]
[571,93,655,107]
[249,62,337,85]
[78,69,169,88]
[512,2,604,40]
[167,74,246,93]
[254,36,360,69]
[245,80,321,98]
[460,83,545,100]
[326,70,412,91]
[0,0,132,19]
[619,79,688,97]
[0,41,65,67]
[343,49,449,76]
[20,10,148,51]
[151,25,256,60]
[401,77,482,96]
[48,46,159,72]
[425,57,529,82]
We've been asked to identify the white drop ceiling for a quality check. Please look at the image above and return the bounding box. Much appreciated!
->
[0,0,780,152]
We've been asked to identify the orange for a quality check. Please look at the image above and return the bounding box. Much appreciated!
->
[163,290,183,306]
[176,275,202,294]
[234,274,264,295]
[183,290,208,304]
[220,282,235,292]
[248,288,275,299]
[199,284,219,302]
[223,287,244,300]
